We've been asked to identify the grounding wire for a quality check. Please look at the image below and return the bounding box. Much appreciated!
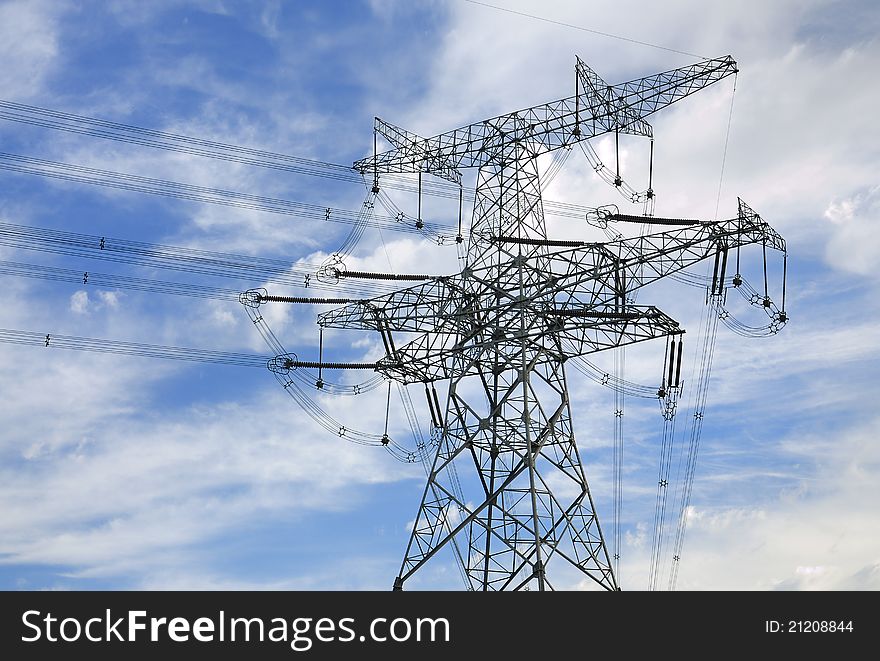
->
[461,0,708,59]
[713,74,737,221]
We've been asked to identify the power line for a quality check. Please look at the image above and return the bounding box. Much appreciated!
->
[0,327,268,368]
[0,99,354,178]
[0,98,612,223]
[714,73,738,220]
[0,151,457,238]
[461,0,708,59]
[0,220,400,297]
[0,259,242,301]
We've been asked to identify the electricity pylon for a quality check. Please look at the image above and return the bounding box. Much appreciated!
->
[317,55,785,590]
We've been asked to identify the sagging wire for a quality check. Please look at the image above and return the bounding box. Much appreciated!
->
[0,151,458,238]
[0,327,268,368]
[669,250,789,338]
[647,332,684,591]
[0,259,243,301]
[0,98,601,221]
[569,356,660,398]
[608,207,657,582]
[666,289,722,590]
[611,346,624,579]
[241,294,418,463]
[579,139,656,216]
[0,220,398,298]
[316,189,381,284]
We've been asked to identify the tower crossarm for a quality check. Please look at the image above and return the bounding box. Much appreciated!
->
[545,304,683,358]
[372,303,682,383]
[317,276,468,334]
[553,198,784,304]
[576,57,653,138]
[353,56,737,178]
[591,56,737,133]
[373,118,464,185]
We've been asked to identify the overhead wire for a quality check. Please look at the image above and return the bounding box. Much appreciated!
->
[713,74,738,221]
[667,294,721,591]
[648,243,787,588]
[579,141,656,216]
[0,151,458,239]
[611,345,624,579]
[647,379,681,590]
[0,99,357,180]
[0,99,605,223]
[0,220,400,297]
[0,327,268,368]
[240,278,427,463]
[569,357,659,398]
[0,322,384,395]
[0,259,242,301]
[461,0,708,59]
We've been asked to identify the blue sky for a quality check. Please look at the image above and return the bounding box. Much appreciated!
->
[0,0,878,590]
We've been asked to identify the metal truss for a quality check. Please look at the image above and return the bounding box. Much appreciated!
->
[321,55,781,591]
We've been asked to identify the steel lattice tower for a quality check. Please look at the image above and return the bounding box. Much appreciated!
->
[307,55,787,590]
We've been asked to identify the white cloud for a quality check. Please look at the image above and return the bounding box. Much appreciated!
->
[823,185,880,277]
[0,381,416,581]
[69,290,89,314]
[606,410,880,591]
[68,289,124,316]
[97,290,120,309]
[672,417,880,590]
[0,0,63,99]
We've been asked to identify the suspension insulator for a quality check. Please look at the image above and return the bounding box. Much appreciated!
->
[674,337,684,387]
[710,249,722,295]
[425,383,440,428]
[261,295,353,305]
[718,247,729,292]
[342,270,432,281]
[431,385,444,428]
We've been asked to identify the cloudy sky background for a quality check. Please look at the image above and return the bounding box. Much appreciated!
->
[0,0,877,590]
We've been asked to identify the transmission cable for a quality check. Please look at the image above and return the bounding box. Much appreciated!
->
[0,99,602,223]
[0,259,241,301]
[0,152,457,239]
[0,327,268,368]
[666,295,721,590]
[461,0,708,59]
[0,220,400,297]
